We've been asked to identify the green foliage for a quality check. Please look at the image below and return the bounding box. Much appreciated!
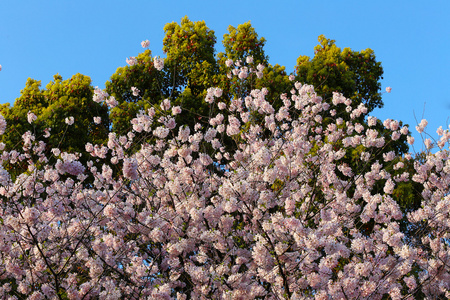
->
[215,22,291,122]
[107,17,218,135]
[296,35,384,113]
[107,50,164,134]
[218,21,268,65]
[41,74,109,152]
[0,74,109,177]
[163,16,217,85]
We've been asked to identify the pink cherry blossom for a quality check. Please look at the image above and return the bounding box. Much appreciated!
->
[43,127,51,137]
[65,116,74,125]
[214,87,223,97]
[27,111,37,124]
[238,68,248,79]
[225,59,233,67]
[131,86,140,96]
[106,96,118,108]
[123,158,139,180]
[141,39,150,48]
[126,56,137,66]
[0,114,6,135]
[416,119,428,133]
[161,98,171,111]
[172,106,182,115]
[93,86,109,103]
[154,56,164,71]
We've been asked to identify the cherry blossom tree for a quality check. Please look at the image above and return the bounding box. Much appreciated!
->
[1,45,450,300]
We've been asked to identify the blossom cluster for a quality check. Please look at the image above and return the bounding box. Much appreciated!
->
[153,56,164,71]
[93,86,118,108]
[0,54,449,300]
[224,56,265,79]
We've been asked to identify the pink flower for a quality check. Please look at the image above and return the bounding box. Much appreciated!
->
[93,87,109,103]
[106,96,118,108]
[85,143,94,152]
[214,87,223,98]
[165,117,176,129]
[225,59,233,67]
[27,111,37,124]
[238,69,248,79]
[65,116,74,125]
[415,119,428,133]
[178,126,190,141]
[205,94,214,104]
[43,128,51,138]
[386,86,392,93]
[154,56,164,71]
[400,126,409,135]
[226,116,240,136]
[123,158,139,180]
[131,86,140,97]
[390,120,399,131]
[126,56,137,66]
[141,39,150,48]
[0,114,7,135]
[425,138,433,150]
[41,284,54,298]
[55,154,85,175]
[161,99,171,111]
[246,56,253,64]
[391,131,401,140]
[383,151,395,162]
[404,275,417,291]
[52,148,60,156]
[22,206,39,224]
[172,106,182,115]
[153,126,169,138]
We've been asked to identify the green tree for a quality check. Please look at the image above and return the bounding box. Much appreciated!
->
[107,17,218,135]
[216,22,291,111]
[296,34,384,113]
[107,50,164,134]
[0,74,109,177]
[219,22,268,65]
[163,16,217,96]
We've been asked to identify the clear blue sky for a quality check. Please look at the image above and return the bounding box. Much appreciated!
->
[1,0,449,152]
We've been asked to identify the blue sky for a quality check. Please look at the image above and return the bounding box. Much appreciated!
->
[1,0,449,152]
